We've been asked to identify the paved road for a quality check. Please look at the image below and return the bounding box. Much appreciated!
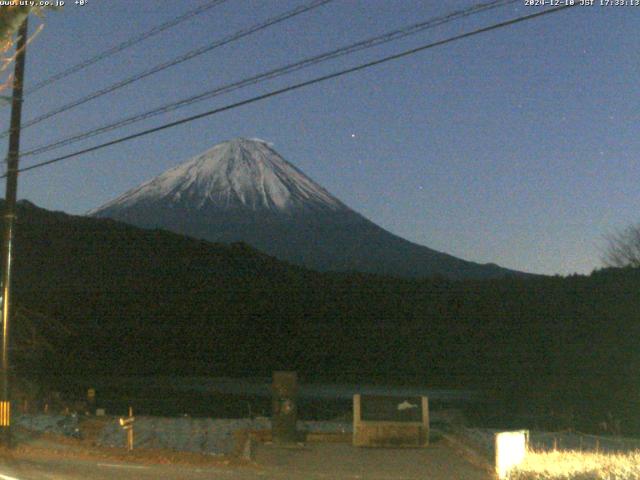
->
[0,440,493,479]
[0,455,247,480]
[253,441,493,480]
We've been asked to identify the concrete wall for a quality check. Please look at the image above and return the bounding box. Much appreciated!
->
[495,430,528,479]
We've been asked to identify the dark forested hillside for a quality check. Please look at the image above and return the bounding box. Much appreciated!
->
[6,200,640,433]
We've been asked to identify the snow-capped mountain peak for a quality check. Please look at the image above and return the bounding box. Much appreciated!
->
[91,138,346,214]
[90,137,525,280]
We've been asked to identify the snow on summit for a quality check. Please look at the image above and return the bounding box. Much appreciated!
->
[92,138,346,214]
[90,138,523,279]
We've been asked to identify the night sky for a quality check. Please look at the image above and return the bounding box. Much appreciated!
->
[3,0,638,275]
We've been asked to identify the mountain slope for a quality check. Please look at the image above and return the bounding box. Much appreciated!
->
[90,138,525,280]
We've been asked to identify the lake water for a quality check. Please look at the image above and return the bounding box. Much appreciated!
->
[44,375,485,420]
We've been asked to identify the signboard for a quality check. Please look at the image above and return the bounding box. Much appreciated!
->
[353,394,429,447]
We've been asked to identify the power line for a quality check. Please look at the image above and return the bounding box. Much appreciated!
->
[0,0,333,138]
[22,0,231,97]
[8,4,575,178]
[22,0,519,159]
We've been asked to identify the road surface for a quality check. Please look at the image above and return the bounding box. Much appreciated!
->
[0,438,493,479]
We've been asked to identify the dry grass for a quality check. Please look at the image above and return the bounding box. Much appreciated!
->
[508,449,640,480]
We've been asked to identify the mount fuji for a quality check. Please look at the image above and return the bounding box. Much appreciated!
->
[90,138,523,279]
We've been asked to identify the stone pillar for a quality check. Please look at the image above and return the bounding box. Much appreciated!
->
[271,371,298,443]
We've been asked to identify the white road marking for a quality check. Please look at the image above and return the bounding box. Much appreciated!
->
[97,463,151,470]
[0,472,21,480]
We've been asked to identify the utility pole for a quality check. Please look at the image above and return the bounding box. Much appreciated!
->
[0,17,29,447]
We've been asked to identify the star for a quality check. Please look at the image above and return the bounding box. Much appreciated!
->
[351,133,356,138]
